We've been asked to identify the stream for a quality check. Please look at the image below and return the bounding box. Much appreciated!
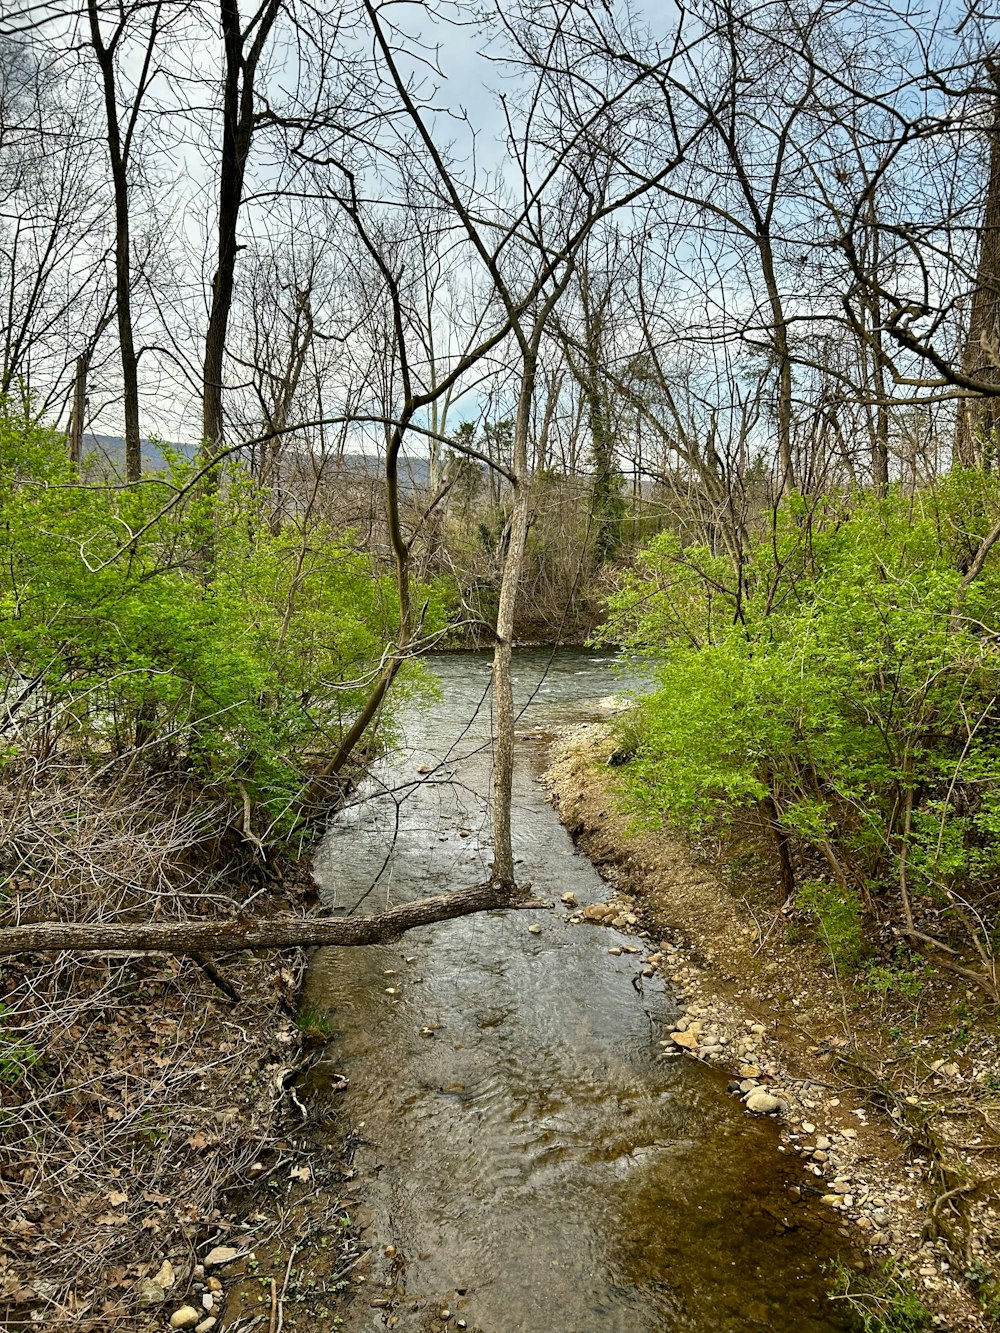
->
[305,650,857,1333]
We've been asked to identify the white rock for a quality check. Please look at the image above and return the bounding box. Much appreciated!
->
[745,1089,784,1114]
[169,1308,200,1331]
[204,1247,240,1268]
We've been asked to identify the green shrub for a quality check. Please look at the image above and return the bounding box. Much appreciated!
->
[600,477,1000,941]
[0,403,443,827]
[798,880,868,970]
[829,1261,932,1333]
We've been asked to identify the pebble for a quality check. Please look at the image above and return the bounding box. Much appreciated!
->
[195,1321,216,1333]
[528,924,542,935]
[560,892,578,907]
[137,1279,167,1308]
[204,1247,240,1268]
[169,1309,200,1331]
[671,1030,699,1051]
[608,947,622,956]
[745,1089,784,1114]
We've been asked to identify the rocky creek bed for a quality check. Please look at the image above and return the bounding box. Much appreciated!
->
[545,718,1000,1333]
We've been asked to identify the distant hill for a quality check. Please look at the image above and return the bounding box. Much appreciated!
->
[82,434,196,474]
[82,434,431,486]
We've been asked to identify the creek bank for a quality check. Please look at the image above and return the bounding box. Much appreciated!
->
[0,856,361,1333]
[544,721,1000,1333]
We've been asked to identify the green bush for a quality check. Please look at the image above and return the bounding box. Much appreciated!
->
[829,1261,932,1333]
[601,476,1000,941]
[798,880,868,970]
[0,404,443,826]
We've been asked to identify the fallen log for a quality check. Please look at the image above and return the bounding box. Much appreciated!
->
[0,882,534,956]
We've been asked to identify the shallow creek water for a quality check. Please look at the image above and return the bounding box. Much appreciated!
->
[305,650,857,1333]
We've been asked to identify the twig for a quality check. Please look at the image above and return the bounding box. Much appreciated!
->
[277,1242,298,1333]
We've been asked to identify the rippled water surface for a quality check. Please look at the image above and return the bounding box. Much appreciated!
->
[306,651,857,1332]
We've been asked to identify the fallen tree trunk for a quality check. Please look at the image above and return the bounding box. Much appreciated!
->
[0,882,532,956]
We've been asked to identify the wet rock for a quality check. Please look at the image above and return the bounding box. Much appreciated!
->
[204,1247,240,1268]
[581,903,614,923]
[744,1089,784,1114]
[169,1308,200,1331]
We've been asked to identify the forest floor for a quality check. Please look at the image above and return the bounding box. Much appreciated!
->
[545,721,1000,1333]
[0,860,365,1333]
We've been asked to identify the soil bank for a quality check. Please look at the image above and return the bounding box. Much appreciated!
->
[545,720,1000,1333]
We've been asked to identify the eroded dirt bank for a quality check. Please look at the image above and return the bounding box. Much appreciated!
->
[545,722,1000,1333]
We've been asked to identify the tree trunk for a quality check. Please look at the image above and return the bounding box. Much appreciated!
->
[201,0,280,465]
[490,350,537,889]
[67,352,88,468]
[0,881,531,956]
[956,58,1000,470]
[88,0,143,482]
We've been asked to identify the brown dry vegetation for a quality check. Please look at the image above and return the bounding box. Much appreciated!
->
[0,759,360,1330]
